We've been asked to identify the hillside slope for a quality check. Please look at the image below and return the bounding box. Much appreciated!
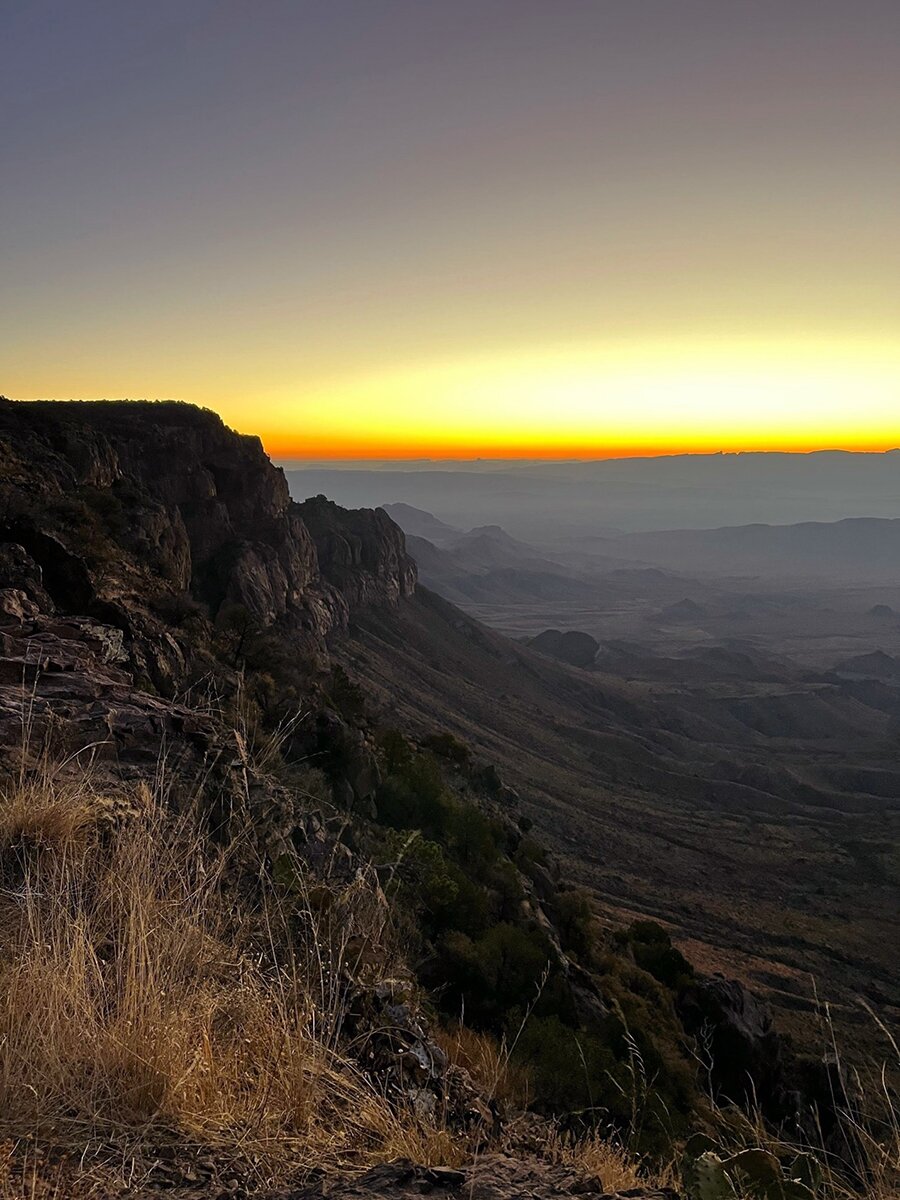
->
[341,588,900,1052]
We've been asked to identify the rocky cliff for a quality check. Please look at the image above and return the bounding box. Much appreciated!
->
[0,397,419,815]
[0,397,415,654]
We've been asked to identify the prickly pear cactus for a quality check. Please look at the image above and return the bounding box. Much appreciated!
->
[683,1151,739,1199]
[682,1139,822,1200]
[722,1147,782,1188]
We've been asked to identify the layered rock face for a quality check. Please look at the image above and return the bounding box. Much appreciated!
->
[0,398,416,799]
[0,398,416,642]
[297,495,418,610]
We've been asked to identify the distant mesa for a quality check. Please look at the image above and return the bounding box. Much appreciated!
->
[659,597,707,622]
[449,522,559,564]
[528,628,599,668]
[868,603,897,620]
[834,649,900,680]
[689,645,760,671]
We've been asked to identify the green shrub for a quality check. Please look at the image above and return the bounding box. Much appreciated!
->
[369,742,700,1149]
[512,1014,618,1117]
[614,921,695,989]
[377,728,413,774]
[421,731,470,764]
[376,755,449,834]
[516,835,549,870]
[447,802,502,870]
[555,888,595,960]
[435,922,555,1026]
[378,829,491,937]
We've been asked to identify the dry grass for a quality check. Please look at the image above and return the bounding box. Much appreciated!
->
[545,1127,673,1193]
[434,1023,531,1113]
[435,1024,670,1193]
[0,773,99,857]
[232,673,307,777]
[0,767,465,1189]
[680,994,900,1200]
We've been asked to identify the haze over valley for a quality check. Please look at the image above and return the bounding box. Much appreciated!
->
[278,452,900,1061]
[286,453,900,663]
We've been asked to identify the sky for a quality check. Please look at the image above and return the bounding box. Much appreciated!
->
[2,0,899,459]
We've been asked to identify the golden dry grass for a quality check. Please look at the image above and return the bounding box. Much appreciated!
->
[0,768,465,1189]
[433,1023,531,1113]
[545,1127,673,1193]
[0,773,99,856]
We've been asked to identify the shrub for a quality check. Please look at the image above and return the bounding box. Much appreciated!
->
[555,888,596,960]
[323,665,366,722]
[421,732,470,764]
[436,923,555,1026]
[615,921,694,990]
[377,728,413,774]
[512,1014,617,1117]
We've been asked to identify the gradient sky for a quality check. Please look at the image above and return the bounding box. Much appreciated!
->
[2,0,899,457]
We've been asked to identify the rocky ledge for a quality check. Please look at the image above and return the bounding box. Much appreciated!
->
[285,1158,678,1200]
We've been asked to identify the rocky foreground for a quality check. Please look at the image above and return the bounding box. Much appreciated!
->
[290,1158,678,1199]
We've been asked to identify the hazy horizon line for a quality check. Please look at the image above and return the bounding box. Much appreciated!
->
[276,445,900,468]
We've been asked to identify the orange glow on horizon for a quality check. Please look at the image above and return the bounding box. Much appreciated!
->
[261,430,900,462]
[214,335,900,464]
[5,6,899,471]
[14,335,900,463]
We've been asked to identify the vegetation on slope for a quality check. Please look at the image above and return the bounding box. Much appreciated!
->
[0,751,896,1199]
[364,731,697,1150]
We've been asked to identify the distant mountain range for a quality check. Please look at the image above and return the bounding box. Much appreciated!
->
[383,505,605,605]
[284,449,900,541]
[607,517,900,582]
[381,502,900,587]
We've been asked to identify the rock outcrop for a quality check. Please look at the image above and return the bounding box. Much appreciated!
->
[0,397,418,832]
[675,974,850,1147]
[298,495,417,612]
[0,398,416,657]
